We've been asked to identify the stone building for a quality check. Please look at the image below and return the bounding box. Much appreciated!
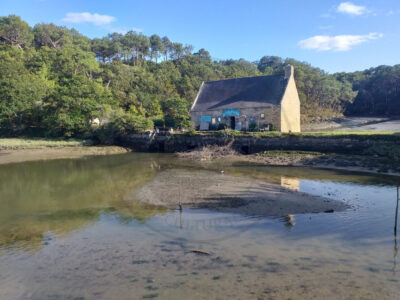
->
[190,65,301,132]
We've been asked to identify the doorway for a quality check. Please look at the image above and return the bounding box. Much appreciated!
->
[230,116,235,129]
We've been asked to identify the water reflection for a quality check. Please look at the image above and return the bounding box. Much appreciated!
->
[1,153,400,298]
[1,153,400,252]
[280,176,299,191]
[283,214,296,229]
[0,154,168,251]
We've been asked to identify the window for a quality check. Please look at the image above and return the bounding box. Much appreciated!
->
[260,113,265,119]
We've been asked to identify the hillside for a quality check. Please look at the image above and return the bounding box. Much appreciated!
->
[0,15,399,138]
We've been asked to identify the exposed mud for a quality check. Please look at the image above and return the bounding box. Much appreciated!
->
[0,146,129,165]
[135,169,348,216]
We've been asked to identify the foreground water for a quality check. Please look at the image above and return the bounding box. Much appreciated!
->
[0,153,399,299]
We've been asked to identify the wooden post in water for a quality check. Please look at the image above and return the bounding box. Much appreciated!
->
[395,185,399,236]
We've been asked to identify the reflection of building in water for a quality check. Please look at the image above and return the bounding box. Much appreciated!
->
[281,176,300,191]
[284,214,296,229]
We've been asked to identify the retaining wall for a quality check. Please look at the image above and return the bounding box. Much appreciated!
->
[118,133,400,156]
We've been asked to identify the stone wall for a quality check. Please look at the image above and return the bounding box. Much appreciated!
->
[119,133,399,156]
[280,65,301,133]
[190,105,280,131]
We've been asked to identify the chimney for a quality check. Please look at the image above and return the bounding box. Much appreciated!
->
[284,64,294,79]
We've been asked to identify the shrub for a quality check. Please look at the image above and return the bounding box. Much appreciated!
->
[209,123,218,131]
[153,119,164,127]
[248,122,258,132]
[93,111,153,144]
[217,123,227,130]
[186,128,196,136]
[269,123,277,131]
[164,117,176,128]
[112,113,153,134]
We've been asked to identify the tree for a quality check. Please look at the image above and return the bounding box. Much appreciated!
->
[194,48,211,62]
[42,75,114,137]
[0,46,51,130]
[92,34,121,63]
[149,34,164,63]
[121,31,150,65]
[170,42,184,60]
[258,56,283,73]
[5,14,400,138]
[161,36,171,61]
[161,97,190,128]
[33,23,72,49]
[0,15,32,49]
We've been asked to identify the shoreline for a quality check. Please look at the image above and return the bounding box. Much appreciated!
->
[0,146,399,177]
[1,137,399,177]
[0,146,130,165]
[177,147,400,177]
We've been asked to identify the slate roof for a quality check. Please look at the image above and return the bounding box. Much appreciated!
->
[191,75,288,112]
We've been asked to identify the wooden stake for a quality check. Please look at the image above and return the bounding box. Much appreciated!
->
[395,185,399,236]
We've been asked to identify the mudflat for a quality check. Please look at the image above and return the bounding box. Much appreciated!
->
[135,169,348,216]
[0,146,129,165]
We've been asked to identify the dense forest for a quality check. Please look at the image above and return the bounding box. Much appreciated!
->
[0,15,399,138]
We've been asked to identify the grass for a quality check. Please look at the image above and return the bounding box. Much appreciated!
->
[178,130,400,141]
[0,138,92,150]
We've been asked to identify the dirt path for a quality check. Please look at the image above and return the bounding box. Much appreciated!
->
[302,117,392,132]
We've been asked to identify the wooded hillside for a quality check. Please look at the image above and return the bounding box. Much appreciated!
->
[0,15,399,138]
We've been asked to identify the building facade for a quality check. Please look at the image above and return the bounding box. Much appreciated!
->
[190,65,301,132]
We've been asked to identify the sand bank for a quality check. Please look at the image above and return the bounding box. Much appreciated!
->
[135,169,348,216]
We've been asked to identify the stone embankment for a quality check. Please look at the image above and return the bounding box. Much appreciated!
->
[119,132,400,157]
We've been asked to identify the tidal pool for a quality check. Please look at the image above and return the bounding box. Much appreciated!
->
[0,153,399,299]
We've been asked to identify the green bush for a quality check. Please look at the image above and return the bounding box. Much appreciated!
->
[153,119,164,127]
[112,113,153,134]
[93,111,153,144]
[217,123,227,130]
[164,117,176,128]
[186,128,196,136]
[248,122,258,132]
[270,124,277,131]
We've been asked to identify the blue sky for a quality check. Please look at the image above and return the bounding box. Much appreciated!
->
[1,0,399,73]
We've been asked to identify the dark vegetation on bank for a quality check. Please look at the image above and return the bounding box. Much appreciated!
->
[177,142,400,175]
[1,15,400,140]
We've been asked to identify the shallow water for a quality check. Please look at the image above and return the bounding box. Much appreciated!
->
[0,153,399,299]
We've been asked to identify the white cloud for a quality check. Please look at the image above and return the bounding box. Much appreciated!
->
[62,12,116,26]
[337,2,368,15]
[298,33,383,51]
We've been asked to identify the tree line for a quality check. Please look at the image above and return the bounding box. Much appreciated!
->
[0,15,399,139]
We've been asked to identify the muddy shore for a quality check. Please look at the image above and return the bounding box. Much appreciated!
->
[177,145,400,176]
[135,169,348,216]
[0,146,129,165]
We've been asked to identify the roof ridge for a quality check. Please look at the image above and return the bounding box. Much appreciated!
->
[204,74,283,84]
[191,74,287,111]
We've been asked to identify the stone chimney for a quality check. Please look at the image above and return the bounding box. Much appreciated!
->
[284,64,294,79]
